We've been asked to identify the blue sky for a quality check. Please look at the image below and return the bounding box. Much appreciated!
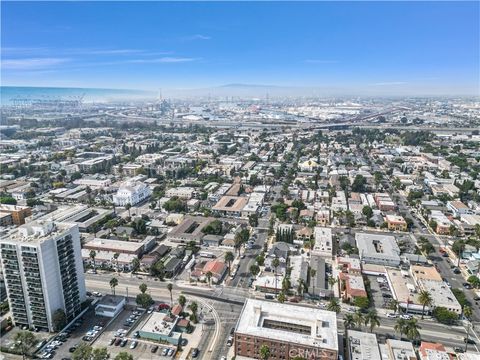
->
[1,1,479,95]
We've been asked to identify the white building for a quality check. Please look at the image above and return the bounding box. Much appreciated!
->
[356,233,401,267]
[312,226,333,258]
[0,221,86,331]
[347,330,381,360]
[113,181,152,206]
[165,187,197,200]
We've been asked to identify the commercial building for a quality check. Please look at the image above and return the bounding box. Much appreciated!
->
[418,279,462,314]
[356,233,401,267]
[347,330,381,360]
[234,299,338,360]
[95,295,125,318]
[418,342,450,360]
[0,204,32,226]
[138,311,182,345]
[113,181,152,206]
[165,187,197,200]
[385,339,417,360]
[0,221,86,331]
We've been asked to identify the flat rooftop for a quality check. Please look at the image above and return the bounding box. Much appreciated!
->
[236,299,338,351]
[212,196,248,212]
[1,221,76,244]
[348,330,381,360]
[168,216,214,241]
[355,233,400,262]
[141,311,177,336]
[410,265,442,282]
[84,238,143,253]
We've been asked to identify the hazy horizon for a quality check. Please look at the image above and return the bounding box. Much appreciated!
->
[1,1,479,96]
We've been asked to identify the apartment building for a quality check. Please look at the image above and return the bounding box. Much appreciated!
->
[235,299,338,360]
[0,221,86,331]
[0,204,32,226]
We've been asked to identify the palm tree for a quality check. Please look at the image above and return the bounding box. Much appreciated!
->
[310,268,317,297]
[206,271,213,286]
[343,314,355,331]
[225,251,235,275]
[388,299,399,315]
[365,309,380,333]
[110,277,118,296]
[464,306,473,352]
[178,295,186,307]
[167,283,173,306]
[405,319,421,341]
[272,257,280,293]
[297,279,306,296]
[113,252,120,272]
[125,203,132,217]
[418,290,433,319]
[394,318,407,340]
[188,301,198,323]
[13,331,37,360]
[328,275,337,290]
[89,250,97,270]
[327,298,341,313]
[259,344,270,360]
[131,257,140,273]
[354,310,364,330]
[278,291,286,303]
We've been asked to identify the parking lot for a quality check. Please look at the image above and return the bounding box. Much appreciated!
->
[41,308,110,359]
[94,306,177,360]
[367,275,394,310]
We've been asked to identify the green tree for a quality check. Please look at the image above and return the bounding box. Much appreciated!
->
[225,251,235,275]
[354,310,364,330]
[72,343,92,360]
[344,314,355,331]
[136,293,154,309]
[52,308,67,331]
[433,306,459,325]
[248,213,259,227]
[92,347,110,360]
[259,344,271,360]
[206,271,213,286]
[365,309,380,333]
[405,319,421,341]
[362,206,373,219]
[110,277,119,296]
[178,295,186,307]
[125,203,132,217]
[167,283,173,306]
[354,296,369,309]
[115,352,134,360]
[277,291,286,303]
[131,257,140,273]
[388,299,399,314]
[188,301,198,323]
[467,275,480,288]
[250,264,260,277]
[326,298,341,313]
[418,290,433,319]
[89,250,97,270]
[272,257,280,293]
[139,283,148,294]
[310,268,317,297]
[394,318,407,340]
[13,331,37,360]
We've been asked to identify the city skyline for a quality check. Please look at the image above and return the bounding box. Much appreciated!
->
[1,1,479,96]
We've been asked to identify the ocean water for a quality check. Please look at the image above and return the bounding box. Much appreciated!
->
[0,86,156,106]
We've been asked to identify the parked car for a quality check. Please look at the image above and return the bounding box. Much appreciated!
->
[167,349,174,356]
[151,345,159,353]
[227,336,233,346]
[130,341,138,349]
[386,313,397,318]
[400,314,412,320]
[454,347,465,353]
[464,338,476,344]
[120,339,128,347]
[162,348,168,356]
[115,338,122,346]
[191,348,199,358]
[463,282,473,289]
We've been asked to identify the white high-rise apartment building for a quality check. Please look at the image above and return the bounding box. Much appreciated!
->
[0,220,86,331]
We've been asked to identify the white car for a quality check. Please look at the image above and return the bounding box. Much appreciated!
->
[130,341,137,349]
[400,314,412,320]
[386,313,397,318]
